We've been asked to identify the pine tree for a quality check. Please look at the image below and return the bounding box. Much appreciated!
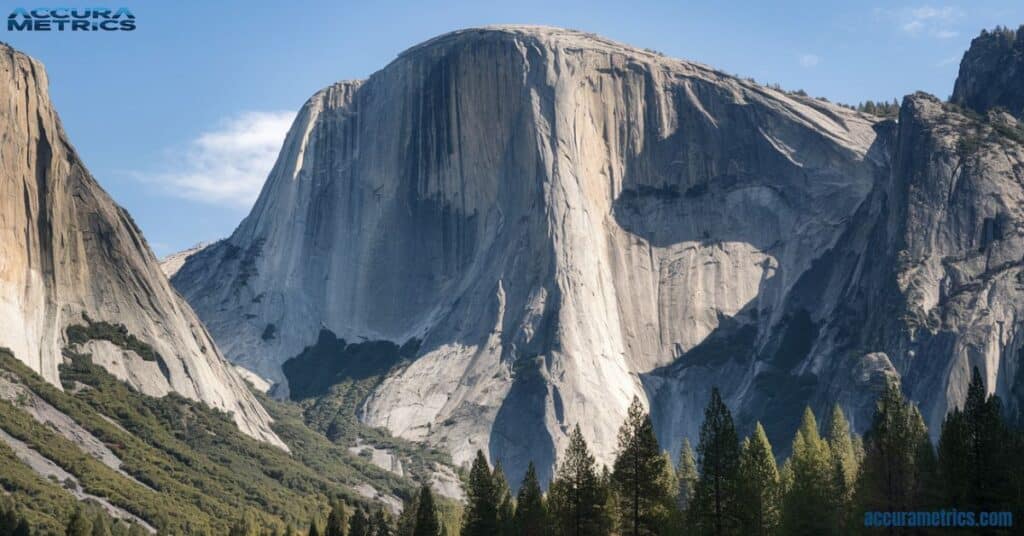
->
[597,466,617,536]
[780,407,832,535]
[736,423,780,536]
[825,404,858,529]
[325,502,349,536]
[611,396,672,535]
[658,450,683,534]
[349,509,370,536]
[938,366,1013,511]
[690,387,741,536]
[462,450,499,536]
[548,425,610,535]
[938,406,970,506]
[413,485,441,536]
[66,508,93,536]
[492,462,515,536]
[675,438,698,515]
[855,381,933,516]
[513,461,547,536]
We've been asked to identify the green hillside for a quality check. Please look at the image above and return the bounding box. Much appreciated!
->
[0,348,457,534]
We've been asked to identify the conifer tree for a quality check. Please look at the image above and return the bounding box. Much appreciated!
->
[462,450,499,536]
[855,381,933,515]
[548,425,609,536]
[826,404,858,496]
[690,387,741,536]
[325,502,349,536]
[675,438,699,515]
[349,509,370,536]
[780,408,832,535]
[659,450,684,534]
[825,404,858,529]
[493,462,515,536]
[598,466,617,536]
[611,396,672,535]
[413,485,441,536]
[513,462,547,536]
[938,405,970,506]
[737,423,780,536]
[938,366,1013,511]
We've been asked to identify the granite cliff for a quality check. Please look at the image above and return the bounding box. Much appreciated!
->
[0,43,284,448]
[173,25,1024,483]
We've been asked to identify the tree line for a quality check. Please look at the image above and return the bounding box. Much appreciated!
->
[447,366,1024,535]
[13,367,1023,535]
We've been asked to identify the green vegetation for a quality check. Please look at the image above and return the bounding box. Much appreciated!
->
[611,397,675,535]
[512,463,546,536]
[690,387,741,535]
[0,348,442,534]
[854,99,900,119]
[280,330,449,484]
[546,426,612,535]
[5,337,1024,536]
[64,314,163,365]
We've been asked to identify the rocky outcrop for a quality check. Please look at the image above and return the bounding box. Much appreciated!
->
[646,91,1024,454]
[173,25,884,482]
[0,44,284,449]
[952,25,1024,118]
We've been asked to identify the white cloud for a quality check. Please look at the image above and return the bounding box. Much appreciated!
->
[140,111,295,209]
[798,54,820,68]
[902,19,925,33]
[878,5,964,39]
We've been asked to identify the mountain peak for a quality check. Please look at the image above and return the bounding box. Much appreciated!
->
[397,24,690,68]
[951,24,1024,118]
[173,26,882,485]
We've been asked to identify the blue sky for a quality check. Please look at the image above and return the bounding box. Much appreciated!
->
[4,0,1023,256]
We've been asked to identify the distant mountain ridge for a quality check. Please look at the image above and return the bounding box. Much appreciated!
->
[159,241,212,278]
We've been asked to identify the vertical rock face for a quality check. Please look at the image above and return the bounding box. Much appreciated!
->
[174,26,884,482]
[951,25,1024,118]
[0,44,284,449]
[173,25,1024,485]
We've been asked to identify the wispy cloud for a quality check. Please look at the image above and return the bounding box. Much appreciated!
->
[876,5,964,39]
[138,111,295,209]
[798,54,821,68]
